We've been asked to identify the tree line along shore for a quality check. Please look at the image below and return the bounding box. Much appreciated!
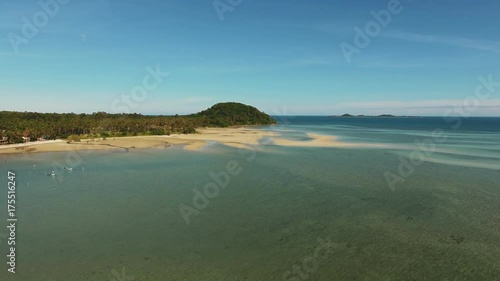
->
[0,102,276,145]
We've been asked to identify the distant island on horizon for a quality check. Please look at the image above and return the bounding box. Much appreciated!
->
[328,114,418,118]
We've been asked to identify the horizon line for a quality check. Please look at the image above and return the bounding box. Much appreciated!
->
[1,109,499,118]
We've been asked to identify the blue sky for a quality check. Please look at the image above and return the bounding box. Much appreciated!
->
[1,0,499,116]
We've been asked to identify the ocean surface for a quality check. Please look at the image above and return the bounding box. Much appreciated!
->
[1,117,500,281]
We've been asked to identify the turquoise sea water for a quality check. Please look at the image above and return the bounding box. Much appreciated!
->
[1,117,499,280]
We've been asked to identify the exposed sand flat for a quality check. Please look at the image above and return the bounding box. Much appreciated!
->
[272,133,387,148]
[0,127,276,154]
[0,141,129,154]
[0,129,387,155]
[0,140,65,149]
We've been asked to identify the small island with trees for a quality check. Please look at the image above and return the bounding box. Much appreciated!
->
[329,114,397,118]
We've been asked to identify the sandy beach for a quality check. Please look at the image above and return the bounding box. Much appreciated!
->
[0,127,277,155]
[0,128,388,155]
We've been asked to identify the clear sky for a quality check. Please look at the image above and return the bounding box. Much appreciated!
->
[1,0,499,116]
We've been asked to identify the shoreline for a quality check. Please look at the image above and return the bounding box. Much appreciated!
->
[0,127,277,155]
[0,127,388,155]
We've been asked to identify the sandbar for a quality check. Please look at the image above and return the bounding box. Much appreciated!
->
[0,127,276,154]
[0,129,388,155]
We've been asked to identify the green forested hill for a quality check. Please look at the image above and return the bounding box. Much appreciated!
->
[0,102,276,144]
[194,102,277,127]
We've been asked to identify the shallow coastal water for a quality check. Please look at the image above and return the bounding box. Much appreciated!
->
[1,117,500,280]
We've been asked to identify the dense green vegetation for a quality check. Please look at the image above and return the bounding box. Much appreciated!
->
[0,102,276,144]
[194,102,276,127]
